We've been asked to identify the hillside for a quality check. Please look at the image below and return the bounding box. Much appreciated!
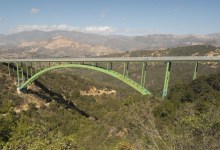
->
[99,45,220,94]
[0,45,220,149]
[0,36,118,58]
[105,45,219,57]
[1,31,220,58]
[0,56,220,149]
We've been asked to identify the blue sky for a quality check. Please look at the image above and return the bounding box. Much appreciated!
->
[0,0,219,35]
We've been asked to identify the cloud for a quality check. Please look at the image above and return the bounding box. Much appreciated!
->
[11,24,116,34]
[85,26,115,33]
[11,24,79,32]
[0,17,2,22]
[11,24,159,35]
[31,8,40,14]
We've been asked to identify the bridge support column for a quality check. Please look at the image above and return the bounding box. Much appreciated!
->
[34,62,37,74]
[92,62,97,67]
[107,62,112,70]
[12,63,15,72]
[30,62,33,77]
[123,62,129,78]
[21,68,24,84]
[16,63,20,87]
[193,62,199,80]
[26,62,29,79]
[8,63,10,75]
[162,61,171,98]
[19,62,24,83]
[37,62,40,70]
[141,62,147,87]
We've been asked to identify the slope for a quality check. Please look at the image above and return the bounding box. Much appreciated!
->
[0,54,220,149]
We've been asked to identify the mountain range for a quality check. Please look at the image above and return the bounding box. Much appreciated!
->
[0,30,220,58]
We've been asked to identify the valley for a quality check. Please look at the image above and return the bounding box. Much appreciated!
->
[1,0,220,149]
[0,44,220,149]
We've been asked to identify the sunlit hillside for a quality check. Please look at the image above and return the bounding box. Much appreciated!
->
[0,45,220,149]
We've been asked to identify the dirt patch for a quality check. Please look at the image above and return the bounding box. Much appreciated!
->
[14,93,46,113]
[80,86,116,96]
[206,49,220,56]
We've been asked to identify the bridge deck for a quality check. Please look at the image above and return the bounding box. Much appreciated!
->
[1,56,220,62]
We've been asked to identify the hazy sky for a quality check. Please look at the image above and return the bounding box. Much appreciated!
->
[0,0,219,35]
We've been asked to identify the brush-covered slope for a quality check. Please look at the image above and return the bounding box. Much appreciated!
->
[0,59,220,149]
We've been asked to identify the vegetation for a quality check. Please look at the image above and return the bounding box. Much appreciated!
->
[106,45,217,57]
[154,73,220,149]
[0,45,220,149]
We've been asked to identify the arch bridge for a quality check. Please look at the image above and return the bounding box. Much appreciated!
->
[1,56,220,98]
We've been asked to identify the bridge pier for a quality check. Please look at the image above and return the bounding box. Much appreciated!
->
[193,62,199,80]
[7,63,11,75]
[92,62,97,67]
[16,63,20,87]
[21,68,24,84]
[12,63,15,72]
[107,62,112,70]
[123,62,129,78]
[162,61,171,98]
[26,62,29,79]
[34,62,37,74]
[30,62,33,77]
[141,62,147,87]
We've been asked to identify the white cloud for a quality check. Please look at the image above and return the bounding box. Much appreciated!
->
[85,26,115,33]
[11,24,79,32]
[10,24,159,35]
[31,8,40,14]
[11,24,116,34]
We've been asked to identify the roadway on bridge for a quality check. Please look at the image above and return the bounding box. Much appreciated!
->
[1,56,220,62]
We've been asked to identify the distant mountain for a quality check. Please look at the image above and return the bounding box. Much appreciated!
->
[0,36,117,58]
[104,45,220,58]
[1,30,220,49]
[1,30,220,58]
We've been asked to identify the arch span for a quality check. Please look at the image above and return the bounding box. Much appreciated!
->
[19,64,151,95]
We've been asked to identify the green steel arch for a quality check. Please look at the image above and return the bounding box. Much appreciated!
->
[19,64,151,95]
